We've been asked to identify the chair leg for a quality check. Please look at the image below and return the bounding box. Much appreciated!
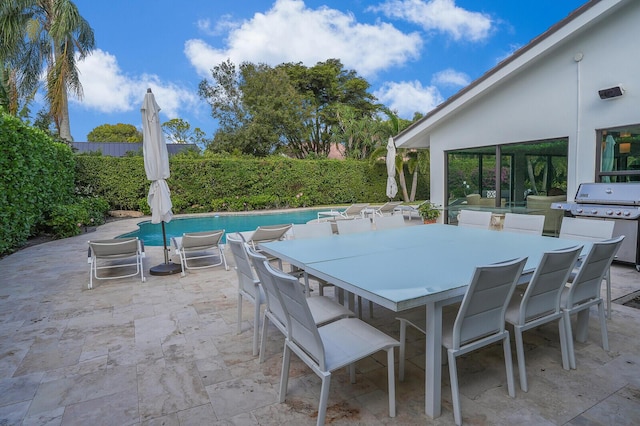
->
[503,333,516,398]
[317,374,331,426]
[563,311,577,369]
[605,268,612,319]
[386,348,396,417]
[598,300,609,351]
[513,326,528,392]
[558,317,570,370]
[236,293,243,335]
[279,344,291,403]
[259,313,269,363]
[447,350,462,426]
[252,299,261,356]
[399,320,407,381]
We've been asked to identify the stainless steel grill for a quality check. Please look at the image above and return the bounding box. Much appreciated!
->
[552,182,640,271]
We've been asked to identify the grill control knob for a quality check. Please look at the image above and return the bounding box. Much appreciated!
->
[623,211,631,217]
[576,208,583,214]
[591,209,598,215]
[606,210,613,215]
[616,211,622,216]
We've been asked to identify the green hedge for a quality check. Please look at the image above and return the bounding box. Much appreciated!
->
[0,113,76,254]
[75,154,428,213]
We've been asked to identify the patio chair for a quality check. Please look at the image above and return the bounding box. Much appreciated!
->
[316,203,370,221]
[559,217,615,318]
[373,214,406,230]
[246,246,353,363]
[87,237,146,290]
[393,200,427,220]
[443,257,527,425]
[457,209,493,229]
[505,245,582,391]
[335,218,373,234]
[227,233,265,356]
[502,213,545,236]
[290,222,335,296]
[262,260,399,426]
[171,230,228,276]
[371,201,403,217]
[238,223,293,268]
[561,236,624,369]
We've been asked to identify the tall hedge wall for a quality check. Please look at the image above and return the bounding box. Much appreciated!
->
[75,155,429,213]
[0,113,75,254]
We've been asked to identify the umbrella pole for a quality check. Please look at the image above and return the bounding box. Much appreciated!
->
[149,221,182,276]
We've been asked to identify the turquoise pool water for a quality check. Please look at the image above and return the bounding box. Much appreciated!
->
[117,209,325,246]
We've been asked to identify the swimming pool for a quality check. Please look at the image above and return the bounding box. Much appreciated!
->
[117,209,326,246]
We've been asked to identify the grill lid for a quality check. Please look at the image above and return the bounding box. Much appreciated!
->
[574,182,640,206]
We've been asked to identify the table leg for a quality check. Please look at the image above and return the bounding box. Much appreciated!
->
[425,300,443,418]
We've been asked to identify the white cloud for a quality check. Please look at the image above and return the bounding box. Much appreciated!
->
[431,68,470,87]
[73,49,199,120]
[374,80,443,119]
[370,0,493,42]
[184,0,422,79]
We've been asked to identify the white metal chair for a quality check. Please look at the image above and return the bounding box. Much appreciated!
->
[335,217,373,234]
[237,223,293,268]
[505,245,582,391]
[560,236,624,369]
[290,222,334,296]
[317,203,370,221]
[246,246,353,363]
[171,230,228,276]
[442,257,527,425]
[559,217,615,318]
[263,260,399,426]
[87,238,146,289]
[371,201,403,217]
[457,209,492,230]
[373,214,406,230]
[502,213,545,236]
[227,233,264,356]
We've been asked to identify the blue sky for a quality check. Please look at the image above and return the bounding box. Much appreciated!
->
[64,0,588,142]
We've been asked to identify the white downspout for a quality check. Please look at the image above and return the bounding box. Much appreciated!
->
[573,52,584,199]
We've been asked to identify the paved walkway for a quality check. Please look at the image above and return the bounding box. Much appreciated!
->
[1,216,639,425]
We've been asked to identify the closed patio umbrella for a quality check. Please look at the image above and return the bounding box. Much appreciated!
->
[601,134,616,183]
[142,88,181,275]
[386,137,398,199]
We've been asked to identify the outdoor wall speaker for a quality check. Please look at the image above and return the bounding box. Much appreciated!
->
[598,85,624,99]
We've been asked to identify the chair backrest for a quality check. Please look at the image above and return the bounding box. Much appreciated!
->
[516,245,582,323]
[262,260,327,369]
[343,203,370,217]
[89,238,140,257]
[181,230,224,249]
[246,245,287,326]
[227,234,260,296]
[291,222,333,239]
[559,217,615,241]
[336,218,373,234]
[373,214,406,230]
[565,236,624,308]
[452,257,527,348]
[248,223,293,245]
[377,201,403,214]
[502,213,545,236]
[457,210,492,230]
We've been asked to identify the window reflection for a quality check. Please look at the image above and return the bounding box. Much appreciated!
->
[598,126,640,182]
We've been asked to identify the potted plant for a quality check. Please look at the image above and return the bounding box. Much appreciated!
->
[418,202,441,224]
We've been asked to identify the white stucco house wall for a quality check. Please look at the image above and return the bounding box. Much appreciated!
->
[394,0,639,209]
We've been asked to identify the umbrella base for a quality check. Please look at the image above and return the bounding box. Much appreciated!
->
[149,262,182,276]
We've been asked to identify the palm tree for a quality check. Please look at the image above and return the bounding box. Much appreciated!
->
[0,0,95,141]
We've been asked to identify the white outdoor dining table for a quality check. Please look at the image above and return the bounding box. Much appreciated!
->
[259,224,591,419]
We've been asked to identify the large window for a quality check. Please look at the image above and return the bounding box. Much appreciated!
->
[597,125,640,182]
[446,138,568,229]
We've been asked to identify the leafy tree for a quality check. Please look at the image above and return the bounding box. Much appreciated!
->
[87,123,142,142]
[161,118,208,146]
[0,0,95,141]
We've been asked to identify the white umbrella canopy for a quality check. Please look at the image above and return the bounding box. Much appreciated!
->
[601,134,616,183]
[142,88,181,275]
[386,137,398,199]
[142,88,173,224]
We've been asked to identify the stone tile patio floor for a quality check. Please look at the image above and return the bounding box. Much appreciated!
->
[1,217,639,425]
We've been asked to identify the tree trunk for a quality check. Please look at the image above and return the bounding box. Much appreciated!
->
[58,88,72,141]
[409,170,418,202]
